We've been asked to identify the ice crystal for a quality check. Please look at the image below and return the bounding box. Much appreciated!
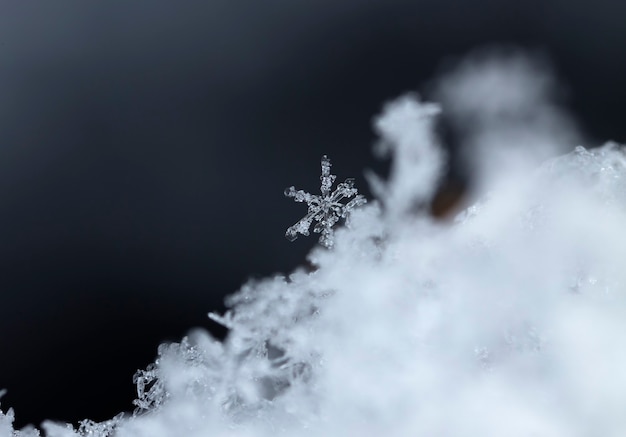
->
[284,155,366,248]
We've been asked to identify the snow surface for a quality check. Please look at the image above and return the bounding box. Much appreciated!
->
[3,50,626,436]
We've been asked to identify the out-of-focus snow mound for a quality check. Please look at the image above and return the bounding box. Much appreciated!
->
[3,49,626,437]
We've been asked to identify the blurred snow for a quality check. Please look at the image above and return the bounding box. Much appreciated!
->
[435,47,583,194]
[3,51,626,436]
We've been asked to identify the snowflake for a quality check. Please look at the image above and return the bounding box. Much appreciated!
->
[285,155,366,248]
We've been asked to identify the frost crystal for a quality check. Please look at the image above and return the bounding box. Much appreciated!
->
[285,155,366,248]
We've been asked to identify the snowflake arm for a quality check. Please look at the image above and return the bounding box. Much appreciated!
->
[285,155,366,248]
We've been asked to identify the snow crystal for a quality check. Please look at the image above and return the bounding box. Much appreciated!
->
[284,155,366,248]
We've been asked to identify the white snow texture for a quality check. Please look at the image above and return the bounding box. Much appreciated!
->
[3,49,626,436]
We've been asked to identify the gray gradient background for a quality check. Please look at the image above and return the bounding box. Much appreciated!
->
[0,0,625,428]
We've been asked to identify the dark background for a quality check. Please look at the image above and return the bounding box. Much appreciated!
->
[1,0,625,429]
